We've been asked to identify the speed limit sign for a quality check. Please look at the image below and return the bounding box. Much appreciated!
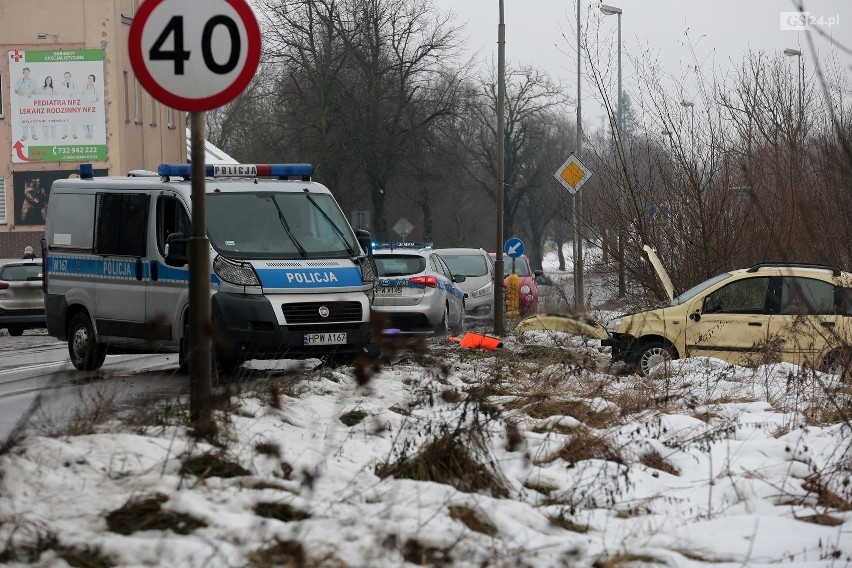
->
[128,0,261,112]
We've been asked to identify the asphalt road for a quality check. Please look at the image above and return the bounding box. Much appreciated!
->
[0,329,188,442]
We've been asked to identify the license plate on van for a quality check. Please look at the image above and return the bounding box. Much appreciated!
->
[304,332,347,345]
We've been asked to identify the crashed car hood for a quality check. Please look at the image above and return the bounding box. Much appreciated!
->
[643,244,674,303]
[514,313,608,339]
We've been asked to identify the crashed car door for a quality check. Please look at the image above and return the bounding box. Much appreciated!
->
[684,275,770,365]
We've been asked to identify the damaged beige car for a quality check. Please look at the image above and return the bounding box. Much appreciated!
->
[517,246,852,376]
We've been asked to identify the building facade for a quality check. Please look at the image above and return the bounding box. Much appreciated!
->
[0,0,186,258]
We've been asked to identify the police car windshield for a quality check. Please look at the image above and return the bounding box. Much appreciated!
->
[207,192,358,259]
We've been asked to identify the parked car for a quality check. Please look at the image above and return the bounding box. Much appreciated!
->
[434,248,494,325]
[372,244,467,334]
[0,258,45,336]
[489,253,543,315]
[517,245,852,377]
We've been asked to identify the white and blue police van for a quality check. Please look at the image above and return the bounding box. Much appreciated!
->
[43,163,377,373]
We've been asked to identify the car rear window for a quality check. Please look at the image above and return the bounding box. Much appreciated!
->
[440,254,488,277]
[0,264,43,281]
[374,255,426,276]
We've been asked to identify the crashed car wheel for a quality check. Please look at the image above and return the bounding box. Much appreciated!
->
[634,340,675,376]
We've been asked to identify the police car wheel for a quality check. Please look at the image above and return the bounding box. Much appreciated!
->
[453,305,466,335]
[68,312,107,371]
[435,305,450,336]
[178,320,190,374]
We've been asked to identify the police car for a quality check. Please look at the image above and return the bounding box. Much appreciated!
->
[371,243,467,334]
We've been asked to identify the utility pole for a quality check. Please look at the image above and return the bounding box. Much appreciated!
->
[494,0,506,335]
[574,0,584,312]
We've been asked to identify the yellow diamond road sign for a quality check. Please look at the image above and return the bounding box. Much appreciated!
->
[553,154,593,195]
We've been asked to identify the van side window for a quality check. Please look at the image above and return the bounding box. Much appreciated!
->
[156,195,191,256]
[94,193,149,257]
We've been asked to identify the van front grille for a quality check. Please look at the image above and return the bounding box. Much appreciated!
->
[281,301,362,324]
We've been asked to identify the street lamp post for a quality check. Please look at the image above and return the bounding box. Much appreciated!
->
[494,0,506,335]
[783,48,803,125]
[574,0,584,311]
[599,4,624,296]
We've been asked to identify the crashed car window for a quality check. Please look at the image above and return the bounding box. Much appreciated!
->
[671,272,731,306]
[778,277,834,315]
[703,277,769,314]
[374,255,426,277]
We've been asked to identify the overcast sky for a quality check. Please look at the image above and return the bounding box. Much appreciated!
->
[434,0,851,133]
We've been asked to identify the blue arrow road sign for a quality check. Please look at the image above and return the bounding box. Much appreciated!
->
[504,237,525,258]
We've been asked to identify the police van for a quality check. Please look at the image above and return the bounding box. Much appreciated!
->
[43,163,377,374]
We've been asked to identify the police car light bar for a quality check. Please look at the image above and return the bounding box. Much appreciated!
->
[156,163,315,179]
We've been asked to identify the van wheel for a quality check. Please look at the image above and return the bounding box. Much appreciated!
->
[68,312,107,371]
[7,325,24,337]
[633,340,675,376]
[212,348,240,385]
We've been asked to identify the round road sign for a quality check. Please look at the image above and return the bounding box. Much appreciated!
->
[128,0,261,112]
[504,237,525,258]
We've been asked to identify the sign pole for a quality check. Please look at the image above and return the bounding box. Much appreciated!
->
[189,113,211,426]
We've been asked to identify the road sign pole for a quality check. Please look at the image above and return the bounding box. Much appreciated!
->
[188,113,211,426]
[494,0,506,336]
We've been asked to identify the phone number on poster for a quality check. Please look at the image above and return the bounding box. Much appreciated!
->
[52,146,99,155]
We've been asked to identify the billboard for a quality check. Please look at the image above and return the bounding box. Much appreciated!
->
[13,169,106,226]
[8,49,107,163]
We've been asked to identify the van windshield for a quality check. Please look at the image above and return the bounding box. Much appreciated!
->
[207,192,358,259]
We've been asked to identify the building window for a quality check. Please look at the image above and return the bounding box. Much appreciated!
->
[167,107,175,129]
[0,178,6,224]
[134,79,142,124]
[123,71,130,123]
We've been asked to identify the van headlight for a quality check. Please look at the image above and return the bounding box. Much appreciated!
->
[606,317,623,333]
[472,282,493,297]
[213,255,260,286]
[357,255,377,284]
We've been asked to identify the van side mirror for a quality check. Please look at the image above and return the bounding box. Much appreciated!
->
[164,232,188,267]
[355,229,373,256]
[453,274,467,283]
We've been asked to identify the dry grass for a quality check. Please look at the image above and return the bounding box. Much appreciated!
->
[448,505,497,537]
[180,452,251,479]
[639,452,680,476]
[535,428,624,466]
[375,430,511,498]
[105,493,206,535]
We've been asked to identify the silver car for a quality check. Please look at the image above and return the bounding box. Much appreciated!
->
[0,259,45,336]
[371,244,467,334]
[434,248,494,326]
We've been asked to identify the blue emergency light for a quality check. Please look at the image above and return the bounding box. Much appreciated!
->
[157,163,314,179]
[79,163,94,179]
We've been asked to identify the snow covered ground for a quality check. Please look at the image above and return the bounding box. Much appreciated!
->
[1,331,850,567]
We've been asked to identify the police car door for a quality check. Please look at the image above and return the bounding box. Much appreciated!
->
[91,190,150,341]
[146,192,191,347]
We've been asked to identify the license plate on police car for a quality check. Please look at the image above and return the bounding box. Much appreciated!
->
[304,332,348,345]
[377,287,403,295]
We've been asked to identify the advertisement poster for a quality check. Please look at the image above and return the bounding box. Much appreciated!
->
[8,49,107,164]
[13,169,106,226]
